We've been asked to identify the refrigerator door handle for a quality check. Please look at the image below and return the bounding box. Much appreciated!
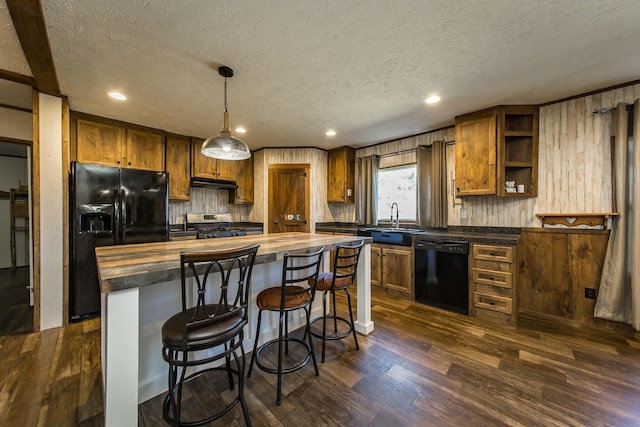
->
[121,188,127,241]
[113,187,121,243]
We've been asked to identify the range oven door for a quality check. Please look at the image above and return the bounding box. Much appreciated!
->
[414,240,469,314]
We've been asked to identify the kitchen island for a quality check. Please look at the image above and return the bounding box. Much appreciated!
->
[96,232,372,427]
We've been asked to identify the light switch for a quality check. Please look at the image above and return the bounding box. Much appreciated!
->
[347,188,352,196]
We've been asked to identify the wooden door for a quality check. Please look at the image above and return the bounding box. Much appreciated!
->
[268,165,310,233]
[455,110,497,196]
[76,119,125,167]
[216,159,237,181]
[165,135,191,201]
[125,129,164,170]
[232,156,254,204]
[191,138,217,179]
[370,245,382,287]
[382,247,412,294]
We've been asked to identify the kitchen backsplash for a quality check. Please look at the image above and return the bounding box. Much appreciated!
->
[169,186,252,225]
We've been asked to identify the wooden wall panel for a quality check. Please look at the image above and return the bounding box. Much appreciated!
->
[517,231,570,317]
[448,82,640,227]
[246,148,356,229]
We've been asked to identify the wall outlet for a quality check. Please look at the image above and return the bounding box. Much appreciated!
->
[347,188,352,196]
[584,288,596,299]
[460,209,468,219]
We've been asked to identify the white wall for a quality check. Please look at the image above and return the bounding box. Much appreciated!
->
[0,155,29,269]
[38,93,64,330]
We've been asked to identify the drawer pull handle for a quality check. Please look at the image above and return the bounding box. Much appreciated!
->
[489,277,494,280]
[490,252,495,256]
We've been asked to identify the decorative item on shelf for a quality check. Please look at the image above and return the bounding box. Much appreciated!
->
[516,184,525,193]
[505,180,516,193]
[201,66,251,160]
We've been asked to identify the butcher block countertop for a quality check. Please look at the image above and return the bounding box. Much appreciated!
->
[96,232,371,293]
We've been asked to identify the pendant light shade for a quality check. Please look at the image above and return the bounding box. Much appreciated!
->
[201,66,251,160]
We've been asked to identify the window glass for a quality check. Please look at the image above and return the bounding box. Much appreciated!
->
[377,165,417,222]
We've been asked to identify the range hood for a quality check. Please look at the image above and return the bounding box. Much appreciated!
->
[190,177,238,189]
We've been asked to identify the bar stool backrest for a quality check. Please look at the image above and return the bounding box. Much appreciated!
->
[280,247,325,308]
[179,244,260,341]
[332,240,364,285]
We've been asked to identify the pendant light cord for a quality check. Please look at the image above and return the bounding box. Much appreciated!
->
[224,78,228,113]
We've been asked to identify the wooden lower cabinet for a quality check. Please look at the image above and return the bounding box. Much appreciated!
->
[470,243,517,326]
[517,228,609,325]
[371,243,413,295]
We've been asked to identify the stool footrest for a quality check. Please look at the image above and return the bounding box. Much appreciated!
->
[310,315,355,341]
[254,337,312,375]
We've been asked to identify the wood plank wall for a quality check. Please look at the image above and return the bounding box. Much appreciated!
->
[248,147,355,230]
[355,82,640,228]
[170,82,640,229]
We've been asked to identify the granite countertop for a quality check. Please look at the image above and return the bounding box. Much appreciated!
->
[412,229,520,245]
[315,222,358,234]
[317,223,521,245]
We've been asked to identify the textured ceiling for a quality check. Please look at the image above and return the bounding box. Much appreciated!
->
[2,0,640,151]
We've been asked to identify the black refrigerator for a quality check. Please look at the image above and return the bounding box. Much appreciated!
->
[69,161,169,322]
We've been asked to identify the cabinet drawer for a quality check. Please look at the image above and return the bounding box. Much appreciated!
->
[473,292,512,315]
[473,268,512,289]
[473,244,513,263]
[474,282,511,298]
[474,259,512,273]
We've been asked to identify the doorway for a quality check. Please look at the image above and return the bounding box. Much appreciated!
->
[268,164,311,233]
[0,141,33,335]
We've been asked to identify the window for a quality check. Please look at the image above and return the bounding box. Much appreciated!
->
[377,165,417,222]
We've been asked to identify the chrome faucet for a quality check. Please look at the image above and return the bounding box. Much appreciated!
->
[390,202,399,229]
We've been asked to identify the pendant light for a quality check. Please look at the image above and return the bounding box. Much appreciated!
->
[201,66,251,160]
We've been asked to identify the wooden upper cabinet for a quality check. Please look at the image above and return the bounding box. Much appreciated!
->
[76,119,126,167]
[455,110,497,196]
[74,115,164,171]
[125,129,164,171]
[327,146,355,203]
[455,105,538,198]
[232,156,254,204]
[191,139,236,180]
[165,134,191,201]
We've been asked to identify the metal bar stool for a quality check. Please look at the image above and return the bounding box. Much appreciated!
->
[161,244,260,427]
[247,247,324,405]
[309,241,364,362]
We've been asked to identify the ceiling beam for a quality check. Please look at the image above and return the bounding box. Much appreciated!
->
[6,0,60,96]
[0,69,36,87]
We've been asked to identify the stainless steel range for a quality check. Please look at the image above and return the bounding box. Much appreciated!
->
[185,213,247,239]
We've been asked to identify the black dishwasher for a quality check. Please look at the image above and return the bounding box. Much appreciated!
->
[414,239,469,314]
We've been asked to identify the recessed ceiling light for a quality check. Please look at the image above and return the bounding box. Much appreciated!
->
[326,130,336,137]
[235,127,246,134]
[425,95,440,104]
[108,92,127,101]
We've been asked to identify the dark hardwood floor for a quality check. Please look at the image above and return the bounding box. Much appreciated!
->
[2,290,640,426]
[0,266,33,335]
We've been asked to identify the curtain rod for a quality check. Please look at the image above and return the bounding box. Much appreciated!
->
[377,140,456,158]
[593,104,635,115]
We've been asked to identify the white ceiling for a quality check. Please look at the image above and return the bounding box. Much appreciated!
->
[2,0,640,151]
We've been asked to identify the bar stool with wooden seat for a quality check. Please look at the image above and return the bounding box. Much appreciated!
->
[161,244,260,427]
[247,247,324,405]
[309,240,364,363]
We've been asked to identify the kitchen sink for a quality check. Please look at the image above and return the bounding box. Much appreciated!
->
[357,227,415,246]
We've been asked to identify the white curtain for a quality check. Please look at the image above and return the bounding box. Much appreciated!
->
[355,155,379,225]
[594,100,640,329]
